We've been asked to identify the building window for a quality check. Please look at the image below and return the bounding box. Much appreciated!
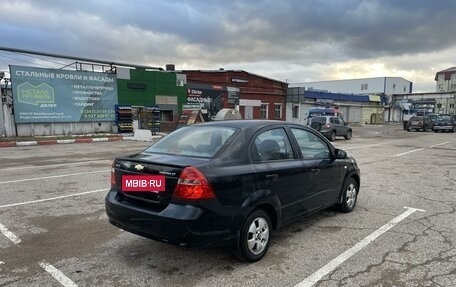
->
[361,83,368,90]
[392,84,396,91]
[292,105,299,118]
[274,104,283,119]
[451,84,456,91]
[260,104,269,119]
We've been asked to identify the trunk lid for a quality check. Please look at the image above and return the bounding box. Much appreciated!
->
[113,152,210,210]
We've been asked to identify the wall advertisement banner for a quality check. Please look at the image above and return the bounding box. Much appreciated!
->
[10,65,118,123]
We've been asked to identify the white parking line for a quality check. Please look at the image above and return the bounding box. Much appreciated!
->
[295,206,426,287]
[394,148,425,157]
[429,141,450,149]
[343,141,401,150]
[0,223,21,244]
[0,170,109,185]
[0,159,111,172]
[39,261,78,287]
[0,189,108,209]
[394,141,450,157]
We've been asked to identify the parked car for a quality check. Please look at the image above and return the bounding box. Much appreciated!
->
[426,113,439,129]
[310,116,352,141]
[406,116,433,132]
[106,120,360,262]
[433,114,456,132]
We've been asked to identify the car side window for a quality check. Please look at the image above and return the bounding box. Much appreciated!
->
[332,117,340,124]
[253,128,294,161]
[290,128,330,159]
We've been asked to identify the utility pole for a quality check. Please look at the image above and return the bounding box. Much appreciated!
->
[0,72,6,137]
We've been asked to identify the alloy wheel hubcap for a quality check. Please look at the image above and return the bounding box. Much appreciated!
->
[346,183,357,208]
[247,217,269,255]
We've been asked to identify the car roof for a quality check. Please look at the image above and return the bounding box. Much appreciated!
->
[192,120,287,129]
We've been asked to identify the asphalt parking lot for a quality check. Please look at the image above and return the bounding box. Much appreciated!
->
[1,124,455,287]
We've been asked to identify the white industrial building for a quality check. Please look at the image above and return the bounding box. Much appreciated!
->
[435,67,456,92]
[289,77,413,95]
[288,77,413,123]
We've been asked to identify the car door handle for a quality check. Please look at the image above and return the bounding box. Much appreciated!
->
[265,174,279,184]
[310,168,321,174]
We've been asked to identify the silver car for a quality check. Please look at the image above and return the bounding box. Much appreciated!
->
[310,116,353,141]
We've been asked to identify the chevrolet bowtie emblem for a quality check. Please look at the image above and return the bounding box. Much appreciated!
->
[135,164,144,171]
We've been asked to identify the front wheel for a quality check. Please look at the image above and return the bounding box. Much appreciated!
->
[344,130,352,140]
[329,131,336,141]
[337,177,358,213]
[238,210,272,262]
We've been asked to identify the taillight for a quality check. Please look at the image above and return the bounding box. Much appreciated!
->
[173,167,215,200]
[111,161,117,188]
[326,124,330,129]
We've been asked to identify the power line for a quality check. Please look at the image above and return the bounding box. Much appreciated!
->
[17,52,70,67]
[0,52,49,68]
[0,46,164,70]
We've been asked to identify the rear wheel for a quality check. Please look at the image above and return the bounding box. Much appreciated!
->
[329,131,336,141]
[337,177,358,213]
[344,130,352,140]
[238,210,272,262]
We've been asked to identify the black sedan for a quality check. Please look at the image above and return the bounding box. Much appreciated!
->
[106,120,360,262]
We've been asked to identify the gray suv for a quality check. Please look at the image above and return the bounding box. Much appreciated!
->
[310,116,352,141]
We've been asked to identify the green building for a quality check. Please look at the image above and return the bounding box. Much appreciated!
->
[117,68,187,131]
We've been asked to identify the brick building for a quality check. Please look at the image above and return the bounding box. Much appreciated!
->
[181,70,288,120]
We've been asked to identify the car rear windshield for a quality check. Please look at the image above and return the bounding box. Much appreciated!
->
[312,117,327,124]
[144,125,238,158]
[409,116,423,121]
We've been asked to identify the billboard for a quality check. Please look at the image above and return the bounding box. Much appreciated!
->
[10,65,118,123]
[186,83,239,121]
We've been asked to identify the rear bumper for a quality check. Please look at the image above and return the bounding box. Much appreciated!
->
[318,129,331,136]
[407,124,425,129]
[433,125,454,131]
[105,190,239,248]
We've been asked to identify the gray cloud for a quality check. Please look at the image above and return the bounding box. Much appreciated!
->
[1,0,455,91]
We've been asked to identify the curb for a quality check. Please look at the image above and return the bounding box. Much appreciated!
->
[0,136,128,148]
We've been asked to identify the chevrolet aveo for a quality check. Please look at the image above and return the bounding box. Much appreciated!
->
[106,120,360,262]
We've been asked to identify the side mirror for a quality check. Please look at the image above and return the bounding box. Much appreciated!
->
[335,149,347,159]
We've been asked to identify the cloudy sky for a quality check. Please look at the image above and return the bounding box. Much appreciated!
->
[1,0,455,92]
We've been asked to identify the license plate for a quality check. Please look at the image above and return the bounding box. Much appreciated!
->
[121,175,166,192]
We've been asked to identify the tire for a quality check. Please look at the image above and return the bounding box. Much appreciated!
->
[423,126,427,132]
[238,210,272,262]
[434,130,438,133]
[344,130,352,140]
[407,129,411,132]
[329,131,336,141]
[337,177,358,213]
